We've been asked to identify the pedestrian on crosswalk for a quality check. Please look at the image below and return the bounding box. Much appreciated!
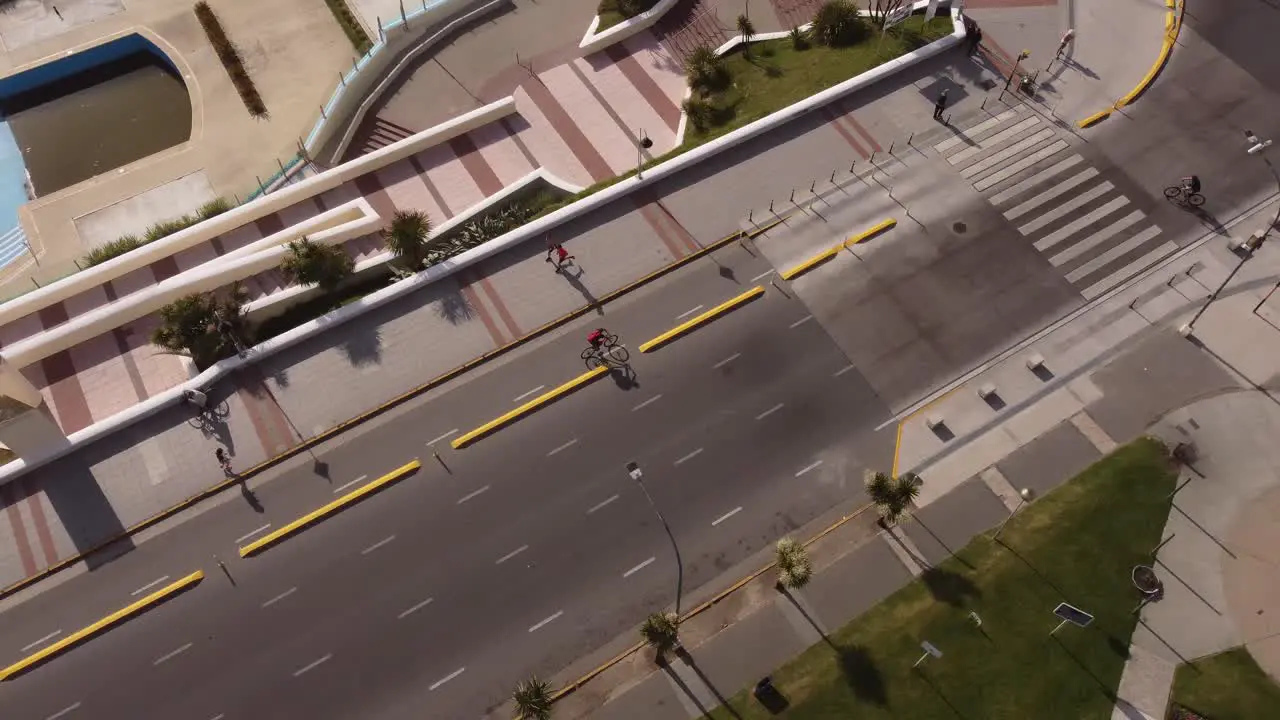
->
[933,89,949,122]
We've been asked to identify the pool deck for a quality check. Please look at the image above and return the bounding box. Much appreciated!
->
[0,0,352,294]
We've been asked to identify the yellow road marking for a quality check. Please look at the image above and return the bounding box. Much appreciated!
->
[638,287,765,353]
[451,367,609,449]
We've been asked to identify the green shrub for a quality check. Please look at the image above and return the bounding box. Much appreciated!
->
[279,237,354,292]
[83,235,145,268]
[811,0,868,47]
[197,197,234,219]
[682,94,714,134]
[789,25,810,50]
[322,0,372,54]
[685,45,730,92]
[194,2,268,118]
[152,286,249,369]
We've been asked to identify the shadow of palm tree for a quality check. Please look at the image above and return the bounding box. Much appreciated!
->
[435,288,475,325]
[838,644,888,705]
[341,325,383,368]
[679,651,745,720]
[920,566,981,607]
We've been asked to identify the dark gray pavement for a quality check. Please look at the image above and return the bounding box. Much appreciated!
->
[0,241,896,720]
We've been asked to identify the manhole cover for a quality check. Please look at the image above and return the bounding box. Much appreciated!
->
[952,221,968,234]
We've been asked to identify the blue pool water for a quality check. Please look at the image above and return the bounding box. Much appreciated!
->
[0,118,30,268]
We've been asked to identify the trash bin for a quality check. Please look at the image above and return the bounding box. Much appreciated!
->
[753,676,788,713]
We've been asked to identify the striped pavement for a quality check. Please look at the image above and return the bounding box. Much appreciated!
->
[0,224,28,270]
[934,107,1174,300]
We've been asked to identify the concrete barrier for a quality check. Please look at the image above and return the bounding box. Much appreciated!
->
[639,286,765,352]
[578,0,681,56]
[452,367,609,448]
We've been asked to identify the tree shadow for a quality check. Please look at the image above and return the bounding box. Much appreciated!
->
[658,655,714,717]
[914,518,975,570]
[837,644,888,706]
[780,586,836,649]
[678,650,745,719]
[920,566,981,607]
[914,666,971,718]
[993,538,1070,598]
[341,324,383,368]
[1051,634,1118,702]
[435,288,475,325]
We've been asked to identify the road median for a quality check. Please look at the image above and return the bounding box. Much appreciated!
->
[0,570,205,681]
[239,460,421,557]
[451,366,609,449]
[638,286,765,353]
[779,218,897,281]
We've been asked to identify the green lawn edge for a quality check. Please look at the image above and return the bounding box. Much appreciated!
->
[703,437,1178,720]
[1170,647,1280,720]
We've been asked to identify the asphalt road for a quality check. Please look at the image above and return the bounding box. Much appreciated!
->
[0,241,895,719]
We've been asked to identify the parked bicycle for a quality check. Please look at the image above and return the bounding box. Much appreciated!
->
[184,387,230,432]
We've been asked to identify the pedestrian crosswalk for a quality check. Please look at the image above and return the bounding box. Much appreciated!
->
[934,108,1174,300]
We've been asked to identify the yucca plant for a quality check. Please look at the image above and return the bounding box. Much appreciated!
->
[512,675,553,719]
[381,209,433,271]
[811,0,867,47]
[789,25,810,50]
[776,537,813,589]
[864,470,921,526]
[152,285,249,368]
[279,236,354,293]
[736,14,756,54]
[684,45,729,91]
[640,612,680,655]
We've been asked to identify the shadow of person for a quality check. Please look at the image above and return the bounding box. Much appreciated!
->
[609,366,640,390]
[562,266,603,315]
[240,480,264,513]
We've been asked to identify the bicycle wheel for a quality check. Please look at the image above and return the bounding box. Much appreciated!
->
[1163,186,1182,200]
[605,344,631,364]
[1187,192,1205,207]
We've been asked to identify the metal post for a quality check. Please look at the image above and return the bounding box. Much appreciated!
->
[849,161,856,174]
[994,489,1033,540]
[400,0,407,25]
[907,132,914,146]
[809,180,816,194]
[339,70,346,87]
[277,158,287,177]
[830,169,837,184]
[377,17,384,43]
[628,464,683,617]
[319,104,327,120]
[1001,51,1029,102]
[747,209,753,224]
[30,277,39,289]
[768,200,774,214]
[888,140,896,155]
[353,57,360,74]
[257,176,266,196]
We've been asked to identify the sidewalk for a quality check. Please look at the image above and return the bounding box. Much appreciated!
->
[531,198,1280,719]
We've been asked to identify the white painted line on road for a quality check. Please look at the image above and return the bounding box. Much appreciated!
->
[587,494,619,514]
[833,364,855,377]
[528,610,564,633]
[795,460,824,477]
[712,507,743,526]
[496,545,529,564]
[547,439,579,457]
[788,315,813,329]
[333,475,368,495]
[46,703,81,720]
[712,352,741,369]
[1082,239,1176,300]
[623,557,656,578]
[674,448,704,466]
[292,653,332,677]
[632,394,663,412]
[456,485,491,505]
[131,576,170,597]
[1018,181,1114,236]
[1033,196,1131,253]
[361,535,396,555]
[262,587,298,608]
[1002,165,1096,219]
[514,385,546,403]
[1049,210,1144,267]
[398,597,434,619]
[677,304,704,320]
[751,270,775,283]
[755,403,784,421]
[427,429,459,446]
[429,667,466,691]
[153,642,194,666]
[209,715,225,720]
[234,523,272,544]
[21,629,61,652]
[1066,225,1164,283]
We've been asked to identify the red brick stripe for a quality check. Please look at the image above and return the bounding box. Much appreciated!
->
[500,118,540,168]
[653,200,699,254]
[476,274,521,339]
[604,45,681,133]
[22,481,58,565]
[2,482,37,575]
[822,106,869,158]
[843,113,883,154]
[409,156,453,219]
[633,197,685,260]
[458,272,506,346]
[449,134,504,197]
[521,78,613,182]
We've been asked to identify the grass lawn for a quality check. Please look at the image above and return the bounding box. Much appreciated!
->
[688,16,954,145]
[704,437,1178,720]
[596,0,658,32]
[1170,648,1280,719]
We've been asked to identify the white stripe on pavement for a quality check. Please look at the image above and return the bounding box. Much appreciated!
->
[430,667,466,691]
[1001,166,1097,220]
[713,353,741,369]
[21,629,61,652]
[674,448,704,466]
[755,403,784,420]
[361,535,396,555]
[1033,196,1130,252]
[262,587,298,608]
[587,494,619,514]
[427,429,458,446]
[398,598,434,619]
[677,305,704,320]
[1018,182,1114,236]
[795,460,823,477]
[456,485,491,505]
[712,507,743,526]
[623,557,656,578]
[946,116,1039,163]
[496,545,529,564]
[528,611,564,633]
[1081,239,1175,300]
[46,703,81,720]
[292,653,332,677]
[234,523,272,544]
[333,475,368,494]
[153,642,194,666]
[990,154,1084,206]
[513,385,546,403]
[974,140,1069,192]
[934,109,1018,152]
[1066,226,1165,283]
[547,439,578,457]
[1048,210,1145,267]
[962,129,1056,179]
[632,395,663,412]
[131,576,170,597]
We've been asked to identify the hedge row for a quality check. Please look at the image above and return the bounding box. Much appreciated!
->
[83,198,235,268]
[323,0,373,55]
[194,2,268,118]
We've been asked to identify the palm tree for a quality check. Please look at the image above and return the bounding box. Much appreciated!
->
[512,676,553,719]
[864,469,921,526]
[640,612,680,656]
[775,537,812,590]
[736,14,756,55]
[684,45,728,92]
[152,286,249,369]
[279,236,354,293]
[381,209,433,271]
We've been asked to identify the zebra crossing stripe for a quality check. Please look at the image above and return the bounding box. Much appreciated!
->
[975,140,1070,192]
[934,109,1018,153]
[1048,210,1145,267]
[1034,196,1131,252]
[1004,167,1099,221]
[962,129,1057,179]
[1019,182,1114,236]
[990,155,1084,205]
[1066,226,1164,283]
[1082,240,1177,300]
[948,117,1041,165]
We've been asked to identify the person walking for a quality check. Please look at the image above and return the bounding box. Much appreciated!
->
[215,447,234,477]
[933,89,949,122]
[965,20,983,57]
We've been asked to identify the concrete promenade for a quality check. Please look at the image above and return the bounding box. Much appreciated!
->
[0,0,1203,615]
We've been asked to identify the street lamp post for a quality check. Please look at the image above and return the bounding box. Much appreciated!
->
[1246,129,1280,241]
[626,461,684,617]
[993,487,1033,540]
[635,131,653,180]
[1000,50,1031,102]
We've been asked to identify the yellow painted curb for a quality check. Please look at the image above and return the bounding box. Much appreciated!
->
[239,460,422,557]
[845,218,897,247]
[638,286,765,353]
[451,367,609,450]
[0,570,205,681]
[1077,109,1111,129]
[778,218,898,282]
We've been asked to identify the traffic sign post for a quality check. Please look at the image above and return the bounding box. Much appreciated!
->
[1050,602,1094,636]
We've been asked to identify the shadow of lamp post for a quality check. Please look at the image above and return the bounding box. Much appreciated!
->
[627,460,684,617]
[993,487,1033,541]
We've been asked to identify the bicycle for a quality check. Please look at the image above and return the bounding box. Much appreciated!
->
[581,332,630,368]
[184,387,230,432]
[1164,185,1205,207]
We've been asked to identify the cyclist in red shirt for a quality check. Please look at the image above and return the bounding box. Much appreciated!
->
[587,328,610,350]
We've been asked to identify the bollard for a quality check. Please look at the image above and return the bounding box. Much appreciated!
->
[319,104,327,120]
[809,180,816,193]
[907,132,914,146]
[830,169,837,184]
[869,150,876,165]
[769,200,774,213]
[888,140,895,155]
[747,209,753,224]
[278,157,287,176]
[353,56,360,74]
[400,0,407,25]
[257,175,266,196]
[789,189,795,203]
[73,259,82,270]
[339,70,346,87]
[981,96,987,111]
[378,17,384,43]
[849,161,856,173]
